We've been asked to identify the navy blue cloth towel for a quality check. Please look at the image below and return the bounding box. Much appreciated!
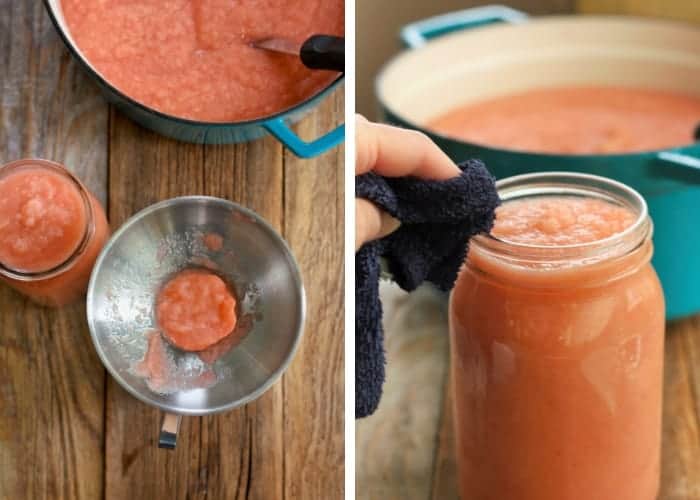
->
[355,159,499,418]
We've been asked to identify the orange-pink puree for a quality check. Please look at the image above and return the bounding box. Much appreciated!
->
[0,162,110,306]
[450,196,664,500]
[492,197,637,246]
[135,330,218,393]
[203,232,224,252]
[157,269,237,352]
[62,0,344,122]
[429,86,700,154]
[134,330,172,392]
[0,169,85,272]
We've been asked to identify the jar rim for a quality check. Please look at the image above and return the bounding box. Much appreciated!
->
[0,158,96,281]
[472,172,651,267]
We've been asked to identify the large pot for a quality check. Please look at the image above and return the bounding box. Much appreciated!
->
[377,5,700,319]
[45,0,344,158]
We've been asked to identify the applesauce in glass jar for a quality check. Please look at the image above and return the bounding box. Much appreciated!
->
[449,172,664,500]
[0,159,110,306]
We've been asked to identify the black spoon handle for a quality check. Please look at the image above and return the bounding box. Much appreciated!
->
[300,35,345,72]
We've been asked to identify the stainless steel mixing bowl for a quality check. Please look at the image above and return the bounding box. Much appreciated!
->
[86,197,305,446]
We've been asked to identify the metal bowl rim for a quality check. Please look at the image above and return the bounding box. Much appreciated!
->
[86,195,306,416]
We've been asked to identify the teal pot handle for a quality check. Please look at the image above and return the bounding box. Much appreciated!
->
[400,5,529,49]
[264,119,345,158]
[653,150,700,187]
[656,151,700,171]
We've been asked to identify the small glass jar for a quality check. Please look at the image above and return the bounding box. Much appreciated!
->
[449,173,664,500]
[0,159,110,306]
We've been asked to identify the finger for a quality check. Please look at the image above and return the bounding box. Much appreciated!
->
[355,115,460,180]
[355,198,401,251]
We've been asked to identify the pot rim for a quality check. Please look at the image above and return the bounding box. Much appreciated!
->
[376,13,700,159]
[44,0,344,128]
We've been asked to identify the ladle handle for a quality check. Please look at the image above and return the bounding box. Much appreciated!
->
[159,413,182,450]
[300,35,345,72]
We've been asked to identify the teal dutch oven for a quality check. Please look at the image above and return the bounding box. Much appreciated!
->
[376,6,700,319]
[44,0,344,158]
[376,5,700,319]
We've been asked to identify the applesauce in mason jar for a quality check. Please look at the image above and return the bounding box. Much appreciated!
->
[0,159,110,306]
[449,172,664,500]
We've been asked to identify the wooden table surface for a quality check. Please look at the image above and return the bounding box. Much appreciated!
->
[357,284,700,500]
[0,3,344,499]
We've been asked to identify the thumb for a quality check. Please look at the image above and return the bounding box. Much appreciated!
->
[356,198,401,251]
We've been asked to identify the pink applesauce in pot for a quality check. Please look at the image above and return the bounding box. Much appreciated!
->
[449,174,664,500]
[61,0,345,122]
[429,86,700,154]
[0,160,110,306]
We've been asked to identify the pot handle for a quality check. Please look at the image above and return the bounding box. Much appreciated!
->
[264,119,345,158]
[400,5,529,49]
[158,413,182,450]
[656,151,700,171]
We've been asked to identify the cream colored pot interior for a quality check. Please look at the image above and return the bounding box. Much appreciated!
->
[378,16,700,125]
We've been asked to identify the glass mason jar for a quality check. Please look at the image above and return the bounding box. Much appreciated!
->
[0,159,110,306]
[449,172,665,500]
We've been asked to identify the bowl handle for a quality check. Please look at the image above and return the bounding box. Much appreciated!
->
[158,413,182,450]
[264,119,345,158]
[400,5,529,49]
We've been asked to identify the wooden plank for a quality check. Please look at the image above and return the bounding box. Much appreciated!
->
[283,90,345,500]
[104,109,289,499]
[660,316,700,500]
[201,131,286,500]
[0,3,108,500]
[0,3,108,204]
[356,284,450,500]
[576,0,700,22]
[430,379,457,500]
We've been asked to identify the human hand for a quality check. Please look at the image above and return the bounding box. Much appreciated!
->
[355,115,461,251]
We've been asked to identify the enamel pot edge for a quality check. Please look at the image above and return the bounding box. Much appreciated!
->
[42,0,345,156]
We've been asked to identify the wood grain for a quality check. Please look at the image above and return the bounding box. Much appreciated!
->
[430,379,457,500]
[356,284,450,500]
[660,317,700,500]
[283,91,346,500]
[0,3,108,500]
